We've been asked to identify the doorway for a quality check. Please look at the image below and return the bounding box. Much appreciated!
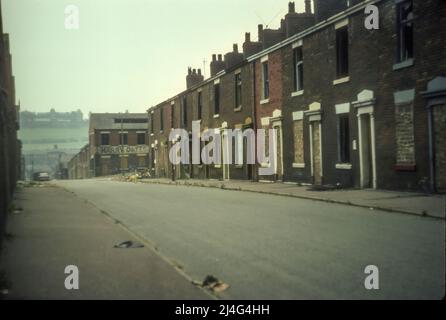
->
[221,132,230,180]
[101,157,110,176]
[433,104,446,193]
[272,123,283,181]
[310,121,322,185]
[358,111,376,189]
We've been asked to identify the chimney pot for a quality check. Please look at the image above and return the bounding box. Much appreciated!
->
[245,32,251,42]
[193,68,196,74]
[258,24,264,41]
[305,0,312,14]
[233,44,238,52]
[288,2,295,13]
[218,54,222,61]
[198,69,202,76]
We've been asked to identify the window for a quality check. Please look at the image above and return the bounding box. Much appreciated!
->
[150,114,154,134]
[170,103,174,128]
[100,133,110,146]
[396,0,413,63]
[214,83,220,115]
[114,118,147,124]
[338,115,350,163]
[137,133,146,145]
[181,97,187,126]
[119,132,128,145]
[235,73,242,109]
[336,26,349,78]
[160,108,164,132]
[262,62,269,99]
[293,47,304,92]
[197,91,202,120]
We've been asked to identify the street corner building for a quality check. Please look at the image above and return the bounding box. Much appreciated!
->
[147,0,446,193]
[0,1,22,243]
[68,113,150,178]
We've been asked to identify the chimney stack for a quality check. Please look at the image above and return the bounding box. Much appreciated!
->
[258,24,264,42]
[305,0,312,14]
[186,67,204,89]
[210,54,225,77]
[245,32,251,43]
[288,2,295,13]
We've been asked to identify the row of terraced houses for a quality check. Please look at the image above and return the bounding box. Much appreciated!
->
[69,0,446,193]
[0,1,22,244]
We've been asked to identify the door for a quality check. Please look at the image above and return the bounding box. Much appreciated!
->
[433,104,446,193]
[120,156,128,172]
[273,124,283,181]
[101,158,110,176]
[359,114,374,188]
[222,133,230,180]
[311,122,322,185]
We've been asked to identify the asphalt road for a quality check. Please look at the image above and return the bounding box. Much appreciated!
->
[0,185,210,299]
[56,179,445,299]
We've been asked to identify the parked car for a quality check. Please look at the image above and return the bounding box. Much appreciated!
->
[33,172,51,182]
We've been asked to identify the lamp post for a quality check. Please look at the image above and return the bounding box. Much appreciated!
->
[120,112,124,176]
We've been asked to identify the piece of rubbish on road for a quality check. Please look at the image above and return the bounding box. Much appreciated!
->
[193,275,230,293]
[113,240,144,249]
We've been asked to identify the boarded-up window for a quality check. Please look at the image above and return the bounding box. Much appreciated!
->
[293,120,304,164]
[395,103,415,164]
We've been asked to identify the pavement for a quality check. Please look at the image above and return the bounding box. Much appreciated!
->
[129,178,446,219]
[0,184,210,299]
[54,179,445,299]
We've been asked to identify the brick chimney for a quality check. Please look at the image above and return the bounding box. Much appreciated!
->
[186,67,204,89]
[210,54,225,77]
[305,0,312,14]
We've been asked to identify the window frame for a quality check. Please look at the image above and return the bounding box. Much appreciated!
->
[235,73,242,109]
[396,0,414,63]
[100,133,110,146]
[197,91,202,120]
[214,83,220,115]
[293,47,304,92]
[137,132,146,145]
[119,132,128,145]
[335,26,349,78]
[182,96,188,126]
[262,61,270,100]
[337,114,351,164]
[160,108,164,132]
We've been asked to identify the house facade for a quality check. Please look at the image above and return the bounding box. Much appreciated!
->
[145,0,445,193]
[68,113,150,178]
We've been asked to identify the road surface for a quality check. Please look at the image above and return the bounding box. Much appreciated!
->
[0,184,210,299]
[53,179,445,300]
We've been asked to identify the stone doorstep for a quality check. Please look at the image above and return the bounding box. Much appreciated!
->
[135,178,445,220]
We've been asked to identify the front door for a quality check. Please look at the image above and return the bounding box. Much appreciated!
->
[359,114,373,188]
[222,133,230,180]
[433,104,446,193]
[273,124,283,181]
[101,158,110,176]
[311,122,322,185]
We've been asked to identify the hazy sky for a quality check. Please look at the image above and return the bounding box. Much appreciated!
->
[3,0,306,117]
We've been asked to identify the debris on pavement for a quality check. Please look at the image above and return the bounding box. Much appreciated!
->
[113,240,144,249]
[193,275,230,293]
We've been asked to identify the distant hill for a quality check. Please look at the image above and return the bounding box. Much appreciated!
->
[20,109,88,129]
[19,126,89,154]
